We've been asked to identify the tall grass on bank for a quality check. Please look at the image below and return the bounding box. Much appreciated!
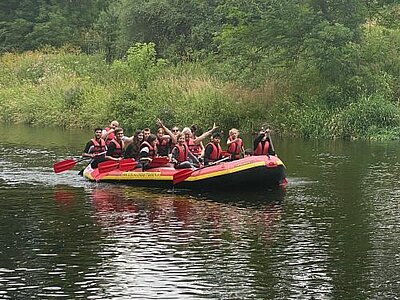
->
[0,44,399,140]
[0,46,270,134]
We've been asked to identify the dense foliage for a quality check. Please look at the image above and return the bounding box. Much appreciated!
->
[0,0,399,139]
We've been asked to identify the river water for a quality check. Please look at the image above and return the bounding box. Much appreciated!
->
[0,124,399,299]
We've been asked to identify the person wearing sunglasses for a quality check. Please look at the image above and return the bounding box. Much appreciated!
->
[156,119,179,153]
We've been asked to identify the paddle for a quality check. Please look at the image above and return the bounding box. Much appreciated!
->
[267,130,275,153]
[173,156,231,185]
[53,151,106,174]
[53,157,89,174]
[98,158,137,174]
[119,159,138,171]
[148,156,170,168]
[221,150,230,158]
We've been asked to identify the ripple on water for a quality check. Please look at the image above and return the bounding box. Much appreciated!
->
[1,137,400,299]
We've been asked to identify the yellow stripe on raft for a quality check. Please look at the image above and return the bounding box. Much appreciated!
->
[184,159,284,182]
[99,172,172,181]
[88,157,284,182]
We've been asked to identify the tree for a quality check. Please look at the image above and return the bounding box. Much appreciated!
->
[118,0,220,60]
[0,0,110,52]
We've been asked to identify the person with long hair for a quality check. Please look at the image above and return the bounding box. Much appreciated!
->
[124,129,144,160]
[171,133,198,169]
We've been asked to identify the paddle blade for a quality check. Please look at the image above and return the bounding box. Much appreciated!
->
[221,151,230,158]
[98,160,119,174]
[119,159,137,172]
[149,157,170,168]
[173,169,194,185]
[53,159,77,174]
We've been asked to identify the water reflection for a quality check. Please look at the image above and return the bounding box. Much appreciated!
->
[1,124,400,299]
[53,186,77,206]
[81,186,284,298]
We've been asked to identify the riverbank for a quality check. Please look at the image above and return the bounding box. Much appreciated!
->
[1,46,399,140]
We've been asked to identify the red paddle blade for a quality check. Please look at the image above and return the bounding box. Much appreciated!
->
[173,169,194,185]
[98,160,119,174]
[53,159,77,174]
[149,156,169,168]
[119,159,137,172]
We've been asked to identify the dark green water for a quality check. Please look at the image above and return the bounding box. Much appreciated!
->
[0,124,399,299]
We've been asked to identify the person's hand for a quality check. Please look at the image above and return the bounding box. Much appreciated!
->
[212,122,218,131]
[156,118,163,127]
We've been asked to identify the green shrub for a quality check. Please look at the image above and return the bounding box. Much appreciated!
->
[332,94,400,139]
[1,45,400,140]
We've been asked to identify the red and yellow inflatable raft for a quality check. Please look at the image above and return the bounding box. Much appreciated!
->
[83,155,287,190]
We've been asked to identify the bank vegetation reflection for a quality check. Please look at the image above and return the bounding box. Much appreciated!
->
[86,186,284,298]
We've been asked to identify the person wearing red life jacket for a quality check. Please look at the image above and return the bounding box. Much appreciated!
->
[155,127,171,157]
[204,132,223,166]
[190,124,205,156]
[253,128,275,156]
[105,127,125,161]
[226,128,245,160]
[171,133,198,169]
[138,134,158,169]
[82,127,107,158]
[181,123,217,158]
[156,119,179,153]
[82,127,107,168]
[102,120,119,146]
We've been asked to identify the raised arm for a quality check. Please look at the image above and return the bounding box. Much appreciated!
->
[101,127,114,140]
[193,123,218,144]
[226,137,237,146]
[157,119,177,144]
[253,132,265,150]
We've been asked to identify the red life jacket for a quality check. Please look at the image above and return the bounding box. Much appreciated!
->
[109,139,124,158]
[156,138,169,156]
[187,138,202,157]
[254,141,269,156]
[104,127,115,146]
[206,142,222,162]
[90,138,106,154]
[173,143,189,163]
[227,137,243,159]
[140,141,156,158]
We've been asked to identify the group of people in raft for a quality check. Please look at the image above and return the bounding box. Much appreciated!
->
[82,118,275,170]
